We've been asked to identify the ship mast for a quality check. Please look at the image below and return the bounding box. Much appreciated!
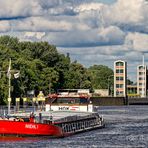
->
[8,58,11,114]
[7,58,20,114]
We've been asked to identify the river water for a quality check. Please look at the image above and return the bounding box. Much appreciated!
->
[0,106,148,148]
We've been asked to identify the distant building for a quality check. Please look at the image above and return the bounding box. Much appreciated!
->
[137,65,147,97]
[94,89,108,97]
[57,89,90,95]
[114,60,127,97]
[127,84,137,97]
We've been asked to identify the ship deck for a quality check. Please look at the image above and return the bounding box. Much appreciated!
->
[9,110,97,123]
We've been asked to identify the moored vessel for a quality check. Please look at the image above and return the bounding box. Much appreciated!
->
[0,90,104,138]
[45,89,105,136]
[0,119,62,137]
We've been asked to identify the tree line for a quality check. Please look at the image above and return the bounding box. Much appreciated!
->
[0,36,113,105]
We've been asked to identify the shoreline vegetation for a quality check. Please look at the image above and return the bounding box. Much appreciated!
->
[0,35,114,105]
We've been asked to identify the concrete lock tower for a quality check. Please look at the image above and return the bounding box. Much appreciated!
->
[114,60,127,97]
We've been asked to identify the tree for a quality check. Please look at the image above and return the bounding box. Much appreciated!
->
[64,62,92,90]
[0,35,115,105]
[0,35,19,52]
[88,65,113,89]
[54,54,70,89]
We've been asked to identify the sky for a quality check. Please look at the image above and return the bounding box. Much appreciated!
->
[0,0,148,82]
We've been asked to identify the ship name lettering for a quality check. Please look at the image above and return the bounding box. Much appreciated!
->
[58,107,69,110]
[25,124,38,129]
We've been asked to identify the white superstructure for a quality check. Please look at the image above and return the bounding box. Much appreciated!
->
[45,92,94,112]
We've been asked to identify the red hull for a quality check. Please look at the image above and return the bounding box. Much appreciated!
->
[0,120,63,137]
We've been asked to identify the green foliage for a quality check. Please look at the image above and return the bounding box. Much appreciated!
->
[88,65,114,89]
[0,36,60,104]
[63,62,93,90]
[0,35,19,52]
[0,36,114,105]
[127,79,133,85]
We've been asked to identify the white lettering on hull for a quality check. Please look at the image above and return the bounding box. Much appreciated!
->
[25,124,38,129]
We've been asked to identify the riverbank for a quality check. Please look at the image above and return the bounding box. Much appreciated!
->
[91,97,148,106]
[91,97,125,106]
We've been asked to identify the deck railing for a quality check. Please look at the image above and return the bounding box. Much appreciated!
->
[0,105,46,116]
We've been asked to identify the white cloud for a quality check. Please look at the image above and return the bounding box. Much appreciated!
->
[98,26,125,44]
[0,0,43,18]
[24,32,45,39]
[0,21,10,32]
[103,0,148,27]
[42,25,125,47]
[111,0,144,23]
[74,3,103,12]
[125,32,148,52]
[0,0,147,82]
[13,17,72,32]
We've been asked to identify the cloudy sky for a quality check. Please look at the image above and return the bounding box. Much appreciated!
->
[0,0,148,82]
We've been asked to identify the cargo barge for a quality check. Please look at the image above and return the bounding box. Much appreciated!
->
[0,91,104,137]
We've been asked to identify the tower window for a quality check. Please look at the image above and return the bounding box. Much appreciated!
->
[116,69,124,73]
[116,84,124,88]
[116,62,124,66]
[116,77,124,80]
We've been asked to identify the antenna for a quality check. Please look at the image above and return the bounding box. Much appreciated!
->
[143,54,144,67]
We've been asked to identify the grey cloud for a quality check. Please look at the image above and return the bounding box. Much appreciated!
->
[39,0,100,16]
[0,0,147,83]
[125,32,148,52]
[39,0,60,9]
[14,24,125,47]
[12,17,73,32]
[102,0,148,30]
[43,26,125,48]
[58,45,128,59]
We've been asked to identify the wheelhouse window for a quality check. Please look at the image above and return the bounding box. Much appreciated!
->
[56,97,88,104]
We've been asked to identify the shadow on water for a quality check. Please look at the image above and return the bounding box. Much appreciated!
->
[0,136,42,142]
